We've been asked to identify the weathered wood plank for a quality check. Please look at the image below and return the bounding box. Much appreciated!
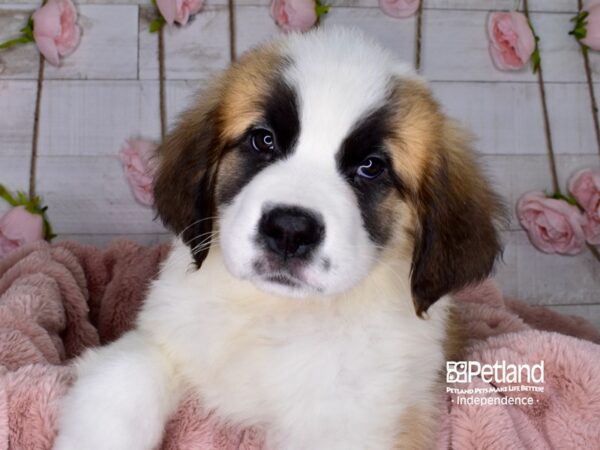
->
[422,10,593,83]
[36,79,206,157]
[235,6,415,63]
[38,80,161,157]
[482,154,600,230]
[0,156,30,216]
[544,82,599,155]
[530,12,591,83]
[325,7,416,64]
[56,232,171,247]
[0,5,138,80]
[433,81,600,156]
[0,80,36,156]
[139,5,230,80]
[36,155,166,234]
[431,81,546,155]
[496,229,600,306]
[0,4,39,80]
[422,9,536,82]
[234,5,280,56]
[229,0,578,12]
[44,5,139,80]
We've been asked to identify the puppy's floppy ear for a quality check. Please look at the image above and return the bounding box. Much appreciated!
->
[410,122,504,316]
[153,93,221,267]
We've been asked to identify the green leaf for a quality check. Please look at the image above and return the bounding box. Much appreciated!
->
[0,15,34,50]
[569,10,589,41]
[0,35,33,49]
[531,47,540,73]
[0,184,18,206]
[551,192,579,206]
[315,0,330,18]
[528,20,541,74]
[149,16,165,33]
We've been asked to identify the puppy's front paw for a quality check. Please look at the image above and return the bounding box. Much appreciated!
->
[53,407,148,450]
[53,333,178,450]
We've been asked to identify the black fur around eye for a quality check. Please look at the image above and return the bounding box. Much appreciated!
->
[356,157,386,180]
[250,129,275,153]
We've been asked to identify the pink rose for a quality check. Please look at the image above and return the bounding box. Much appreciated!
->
[581,3,600,50]
[32,0,81,67]
[517,191,586,255]
[119,140,158,206]
[487,11,535,71]
[270,0,317,33]
[0,206,44,258]
[568,168,600,244]
[378,0,420,19]
[156,0,204,26]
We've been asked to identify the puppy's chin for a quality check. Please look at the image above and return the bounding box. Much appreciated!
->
[222,254,326,299]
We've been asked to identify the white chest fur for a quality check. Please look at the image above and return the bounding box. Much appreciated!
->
[138,244,449,450]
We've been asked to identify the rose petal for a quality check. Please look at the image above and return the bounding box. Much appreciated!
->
[517,191,586,255]
[0,206,44,258]
[271,0,317,32]
[157,0,178,26]
[487,11,535,71]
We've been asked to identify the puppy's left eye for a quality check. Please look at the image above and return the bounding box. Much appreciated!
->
[356,157,386,180]
[250,129,275,153]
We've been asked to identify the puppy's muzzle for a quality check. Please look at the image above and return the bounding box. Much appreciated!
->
[258,205,324,260]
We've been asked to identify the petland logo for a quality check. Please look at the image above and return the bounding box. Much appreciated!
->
[446,360,544,384]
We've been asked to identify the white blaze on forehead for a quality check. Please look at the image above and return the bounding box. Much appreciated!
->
[282,27,415,164]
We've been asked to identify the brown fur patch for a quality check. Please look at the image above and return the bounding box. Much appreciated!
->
[153,43,287,265]
[386,78,504,315]
[217,43,285,141]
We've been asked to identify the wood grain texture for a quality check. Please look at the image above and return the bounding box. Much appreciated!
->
[0,80,36,156]
[0,4,39,80]
[325,7,416,64]
[0,4,138,80]
[431,81,546,155]
[228,0,578,12]
[497,230,600,306]
[139,5,230,80]
[235,6,415,62]
[0,157,30,216]
[36,156,166,234]
[482,154,600,230]
[38,81,161,156]
[45,5,138,80]
[421,9,537,82]
[530,12,593,84]
[56,232,171,247]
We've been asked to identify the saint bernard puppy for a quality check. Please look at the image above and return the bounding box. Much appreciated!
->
[54,27,502,450]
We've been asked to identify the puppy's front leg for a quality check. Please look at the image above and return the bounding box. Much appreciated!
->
[53,331,182,450]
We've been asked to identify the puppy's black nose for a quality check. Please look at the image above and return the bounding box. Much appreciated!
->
[259,206,324,259]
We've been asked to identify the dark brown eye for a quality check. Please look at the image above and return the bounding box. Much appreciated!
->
[356,157,386,180]
[250,129,275,153]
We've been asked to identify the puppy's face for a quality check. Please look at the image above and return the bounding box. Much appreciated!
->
[154,29,503,313]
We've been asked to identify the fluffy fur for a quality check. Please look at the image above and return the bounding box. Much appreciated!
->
[54,27,502,450]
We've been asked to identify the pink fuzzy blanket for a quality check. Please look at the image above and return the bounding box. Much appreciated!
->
[1,241,599,450]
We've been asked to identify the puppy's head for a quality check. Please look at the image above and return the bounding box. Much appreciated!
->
[154,28,503,314]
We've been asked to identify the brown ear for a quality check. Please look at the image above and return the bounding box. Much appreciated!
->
[410,122,504,315]
[153,94,221,267]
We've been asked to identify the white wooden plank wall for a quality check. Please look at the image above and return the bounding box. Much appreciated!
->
[0,0,599,328]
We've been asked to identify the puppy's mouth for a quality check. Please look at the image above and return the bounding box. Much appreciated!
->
[251,257,323,295]
[263,272,303,288]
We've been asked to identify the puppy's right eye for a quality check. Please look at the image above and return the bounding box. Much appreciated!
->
[250,129,275,153]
